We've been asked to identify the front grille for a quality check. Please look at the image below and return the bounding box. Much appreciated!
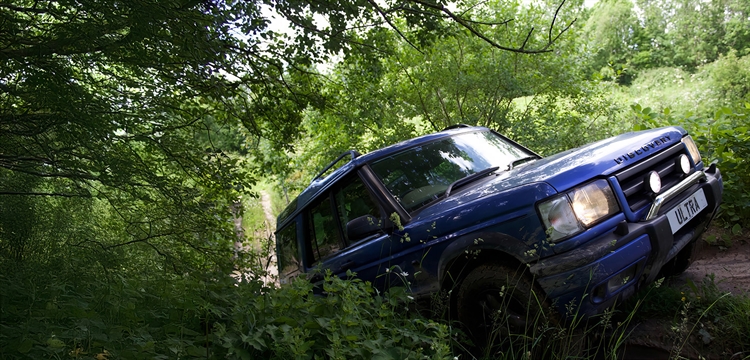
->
[614,144,689,212]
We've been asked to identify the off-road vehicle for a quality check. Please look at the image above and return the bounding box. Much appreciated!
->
[275,125,722,329]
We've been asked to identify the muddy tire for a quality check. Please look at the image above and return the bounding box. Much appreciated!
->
[659,239,701,278]
[456,263,553,346]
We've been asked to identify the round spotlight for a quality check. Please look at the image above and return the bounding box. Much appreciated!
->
[646,171,662,194]
[677,154,691,175]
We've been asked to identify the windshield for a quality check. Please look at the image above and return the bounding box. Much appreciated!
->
[370,130,535,212]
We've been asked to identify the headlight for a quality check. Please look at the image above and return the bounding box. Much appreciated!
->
[538,194,583,240]
[681,135,701,165]
[538,179,620,242]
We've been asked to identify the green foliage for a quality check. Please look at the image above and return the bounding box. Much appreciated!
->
[583,0,750,77]
[583,0,640,83]
[2,0,749,358]
[613,52,749,122]
[267,0,605,188]
[0,0,289,276]
[0,260,235,359]
[218,274,452,360]
[630,103,750,225]
[704,51,750,104]
[509,85,628,155]
[690,107,750,225]
[681,276,750,353]
[0,262,451,359]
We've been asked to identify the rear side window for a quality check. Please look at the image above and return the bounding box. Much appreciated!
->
[277,222,301,284]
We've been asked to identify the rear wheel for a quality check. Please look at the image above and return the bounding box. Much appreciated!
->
[456,263,554,346]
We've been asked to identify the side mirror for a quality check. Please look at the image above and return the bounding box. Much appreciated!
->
[346,215,382,240]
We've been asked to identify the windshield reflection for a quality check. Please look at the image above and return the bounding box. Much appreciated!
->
[370,131,534,212]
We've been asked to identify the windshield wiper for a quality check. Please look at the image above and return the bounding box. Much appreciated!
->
[507,156,539,170]
[444,166,499,197]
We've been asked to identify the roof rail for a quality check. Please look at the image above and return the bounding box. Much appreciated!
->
[311,150,361,183]
[442,124,472,131]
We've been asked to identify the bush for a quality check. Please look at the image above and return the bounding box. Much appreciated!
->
[217,273,452,360]
[631,104,750,228]
[0,264,452,360]
[689,106,750,228]
[705,51,750,105]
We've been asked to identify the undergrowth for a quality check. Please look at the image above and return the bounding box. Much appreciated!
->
[3,255,749,359]
[624,275,750,358]
[0,263,452,359]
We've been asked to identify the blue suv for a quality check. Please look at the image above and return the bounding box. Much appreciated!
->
[275,125,722,330]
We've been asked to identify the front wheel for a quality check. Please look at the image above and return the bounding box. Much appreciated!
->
[659,239,701,278]
[456,263,553,346]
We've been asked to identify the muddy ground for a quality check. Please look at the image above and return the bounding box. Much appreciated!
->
[623,228,750,359]
[676,236,750,295]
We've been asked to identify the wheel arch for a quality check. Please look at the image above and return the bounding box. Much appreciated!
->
[437,231,535,293]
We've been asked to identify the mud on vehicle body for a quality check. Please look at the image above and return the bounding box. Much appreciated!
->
[275,125,723,330]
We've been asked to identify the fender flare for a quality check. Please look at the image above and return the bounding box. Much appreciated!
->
[436,231,536,287]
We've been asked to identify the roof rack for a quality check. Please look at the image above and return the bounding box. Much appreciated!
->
[311,150,361,183]
[441,124,472,131]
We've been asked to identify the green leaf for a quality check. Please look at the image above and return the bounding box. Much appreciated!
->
[704,235,716,244]
[46,337,65,348]
[274,316,297,326]
[187,346,206,357]
[731,223,742,235]
[303,320,321,330]
[17,339,34,353]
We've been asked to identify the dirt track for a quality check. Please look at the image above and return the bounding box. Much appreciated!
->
[259,191,278,282]
[676,232,750,295]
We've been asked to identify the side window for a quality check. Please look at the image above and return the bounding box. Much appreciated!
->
[307,195,344,263]
[335,175,383,243]
[277,222,300,284]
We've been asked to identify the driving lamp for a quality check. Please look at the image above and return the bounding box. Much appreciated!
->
[645,170,662,194]
[681,135,701,165]
[677,154,691,175]
[538,179,619,242]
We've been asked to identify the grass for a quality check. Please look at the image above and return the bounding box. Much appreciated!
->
[240,179,289,233]
[449,271,749,359]
[618,273,750,359]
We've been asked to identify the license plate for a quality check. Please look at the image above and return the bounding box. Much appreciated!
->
[666,188,708,234]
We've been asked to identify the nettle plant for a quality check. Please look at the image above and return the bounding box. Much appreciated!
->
[216,273,452,360]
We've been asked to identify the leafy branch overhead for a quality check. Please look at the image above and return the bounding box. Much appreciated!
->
[0,0,575,268]
[272,0,576,57]
[406,0,575,53]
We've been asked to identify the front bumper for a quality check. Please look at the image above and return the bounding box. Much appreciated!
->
[531,165,723,317]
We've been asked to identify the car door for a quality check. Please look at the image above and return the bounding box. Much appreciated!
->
[303,171,397,286]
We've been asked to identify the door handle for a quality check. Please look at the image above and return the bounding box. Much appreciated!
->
[338,260,356,272]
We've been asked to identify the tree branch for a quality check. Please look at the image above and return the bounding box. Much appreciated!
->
[407,0,574,54]
[0,3,50,14]
[366,0,424,54]
[0,191,91,198]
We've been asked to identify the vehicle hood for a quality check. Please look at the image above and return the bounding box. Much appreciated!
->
[417,126,687,217]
